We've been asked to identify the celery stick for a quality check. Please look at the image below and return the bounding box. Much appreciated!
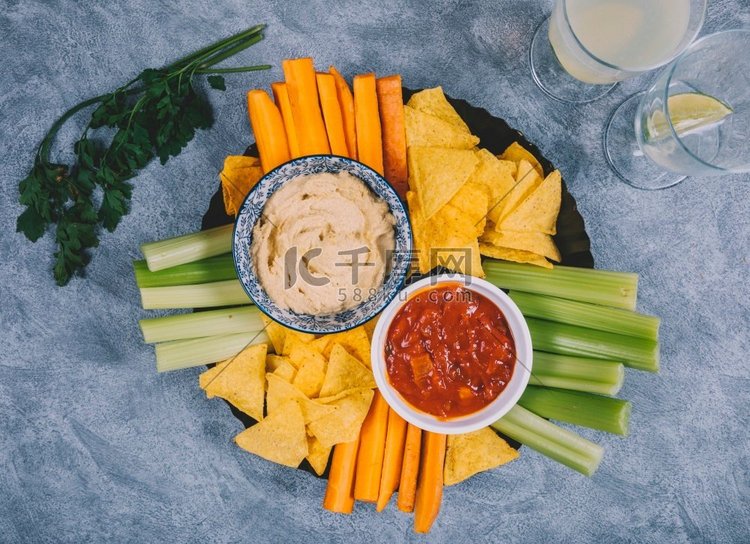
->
[484,261,638,310]
[141,224,233,272]
[133,254,236,288]
[140,279,249,310]
[509,291,659,341]
[155,331,270,372]
[519,386,631,435]
[139,306,263,343]
[531,351,624,396]
[527,318,659,372]
[492,405,603,476]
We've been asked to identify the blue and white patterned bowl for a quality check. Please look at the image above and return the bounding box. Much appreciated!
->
[233,155,412,334]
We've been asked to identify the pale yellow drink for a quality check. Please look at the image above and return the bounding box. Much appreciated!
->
[549,0,691,84]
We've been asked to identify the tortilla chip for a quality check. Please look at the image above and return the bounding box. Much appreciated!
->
[444,428,519,486]
[266,354,291,372]
[481,229,561,262]
[445,181,489,237]
[310,326,371,368]
[406,86,471,133]
[220,155,264,217]
[498,171,562,235]
[316,387,373,404]
[490,160,542,226]
[319,344,376,398]
[199,343,267,421]
[408,146,479,219]
[292,352,327,398]
[308,388,374,448]
[404,107,479,149]
[362,315,379,341]
[281,329,316,356]
[478,244,552,268]
[470,149,517,225]
[500,142,543,178]
[235,400,308,468]
[306,434,332,476]
[272,360,297,383]
[265,374,337,424]
[261,314,286,355]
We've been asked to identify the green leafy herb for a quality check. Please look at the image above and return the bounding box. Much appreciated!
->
[17,24,271,285]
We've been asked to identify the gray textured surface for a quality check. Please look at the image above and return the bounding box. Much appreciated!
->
[1,0,749,542]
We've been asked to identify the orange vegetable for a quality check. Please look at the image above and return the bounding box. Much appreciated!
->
[270,82,301,158]
[246,90,291,174]
[376,75,408,197]
[316,73,350,157]
[413,432,447,534]
[396,423,422,513]
[353,390,389,502]
[329,66,357,160]
[353,73,384,175]
[281,58,330,156]
[376,409,408,511]
[323,437,360,514]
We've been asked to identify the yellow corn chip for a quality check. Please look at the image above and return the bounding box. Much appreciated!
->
[292,353,327,398]
[481,229,561,262]
[319,344,376,398]
[235,400,308,468]
[406,86,471,133]
[281,329,316,356]
[404,106,479,149]
[310,326,371,368]
[261,314,286,355]
[408,146,479,219]
[492,160,542,225]
[362,315,379,341]
[265,374,337,424]
[444,428,519,486]
[445,181,489,237]
[272,360,297,383]
[498,171,562,235]
[199,343,267,421]
[317,387,373,404]
[306,434,332,476]
[470,149,517,225]
[478,244,552,268]
[308,388,374,448]
[266,354,291,372]
[220,155,264,217]
[500,142,543,178]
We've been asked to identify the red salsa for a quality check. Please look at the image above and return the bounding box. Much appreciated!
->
[384,284,516,418]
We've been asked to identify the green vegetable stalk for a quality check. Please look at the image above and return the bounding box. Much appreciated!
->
[16,24,270,286]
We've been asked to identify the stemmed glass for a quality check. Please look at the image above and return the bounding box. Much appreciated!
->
[530,0,707,104]
[604,29,750,190]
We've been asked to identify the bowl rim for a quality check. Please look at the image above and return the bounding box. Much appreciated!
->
[232,154,412,334]
[370,273,533,434]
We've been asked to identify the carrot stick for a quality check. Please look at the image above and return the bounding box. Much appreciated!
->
[353,73,384,175]
[329,66,357,160]
[271,82,301,158]
[413,432,447,534]
[396,423,422,513]
[353,390,389,502]
[282,58,330,156]
[246,90,291,174]
[376,409,408,511]
[316,73,350,157]
[323,437,360,514]
[376,75,408,198]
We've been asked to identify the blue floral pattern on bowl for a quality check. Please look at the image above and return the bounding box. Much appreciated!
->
[233,155,412,334]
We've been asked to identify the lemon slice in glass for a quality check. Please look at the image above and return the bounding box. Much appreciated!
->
[646,92,733,141]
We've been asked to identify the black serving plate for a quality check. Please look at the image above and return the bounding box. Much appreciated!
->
[200,89,594,477]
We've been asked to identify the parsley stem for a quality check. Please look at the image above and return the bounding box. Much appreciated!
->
[198,32,265,69]
[37,94,108,162]
[165,24,265,72]
[194,65,272,74]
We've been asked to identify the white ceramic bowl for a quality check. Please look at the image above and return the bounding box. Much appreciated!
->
[370,274,533,434]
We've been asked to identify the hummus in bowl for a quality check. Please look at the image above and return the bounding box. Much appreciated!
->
[233,155,412,334]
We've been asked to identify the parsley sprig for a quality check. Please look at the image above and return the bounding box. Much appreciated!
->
[17,24,270,285]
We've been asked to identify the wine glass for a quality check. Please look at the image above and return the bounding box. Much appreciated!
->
[530,0,707,104]
[604,29,750,190]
